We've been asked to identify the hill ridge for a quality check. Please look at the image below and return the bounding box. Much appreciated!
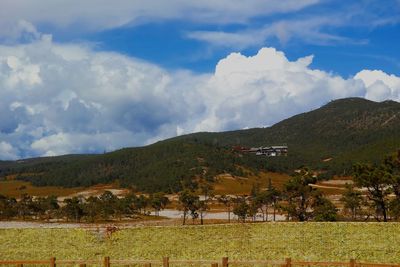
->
[1,97,400,192]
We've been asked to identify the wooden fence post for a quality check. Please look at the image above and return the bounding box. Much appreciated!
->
[50,257,56,267]
[163,257,169,267]
[222,257,228,267]
[103,256,110,267]
[211,263,218,267]
[286,258,292,267]
[350,259,356,267]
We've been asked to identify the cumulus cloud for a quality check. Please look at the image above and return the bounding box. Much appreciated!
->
[192,48,366,131]
[0,34,207,158]
[0,20,43,43]
[0,30,399,159]
[354,70,400,101]
[0,141,19,160]
[30,131,140,156]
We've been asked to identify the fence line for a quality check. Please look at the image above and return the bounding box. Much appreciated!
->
[1,257,399,267]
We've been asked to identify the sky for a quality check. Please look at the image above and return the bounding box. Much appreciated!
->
[0,0,400,160]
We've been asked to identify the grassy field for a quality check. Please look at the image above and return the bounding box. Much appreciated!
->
[1,223,399,263]
[0,180,128,198]
[213,171,291,195]
[0,171,290,198]
[0,170,347,199]
[213,171,347,196]
[0,180,82,198]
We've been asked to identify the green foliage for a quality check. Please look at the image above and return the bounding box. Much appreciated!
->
[178,189,199,225]
[232,197,249,222]
[0,194,17,219]
[384,151,400,219]
[175,98,400,175]
[282,168,318,221]
[312,194,338,222]
[2,141,253,193]
[352,151,400,221]
[149,192,169,216]
[340,184,364,220]
[0,191,166,222]
[353,163,391,221]
[62,197,85,222]
[1,97,400,193]
[279,168,338,221]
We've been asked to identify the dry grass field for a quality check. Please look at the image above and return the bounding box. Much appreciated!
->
[213,171,291,195]
[0,223,399,263]
[0,180,82,198]
[0,180,129,199]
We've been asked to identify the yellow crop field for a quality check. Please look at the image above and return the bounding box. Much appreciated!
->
[1,223,400,263]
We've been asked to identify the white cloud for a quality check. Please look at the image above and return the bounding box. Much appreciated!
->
[0,34,207,158]
[0,0,319,37]
[30,131,137,156]
[3,55,42,88]
[186,16,368,49]
[185,1,400,49]
[185,30,266,50]
[0,20,42,43]
[355,70,400,101]
[0,141,18,160]
[192,48,366,131]
[0,31,399,159]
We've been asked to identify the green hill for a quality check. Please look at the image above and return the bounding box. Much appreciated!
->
[1,97,400,192]
[178,97,400,174]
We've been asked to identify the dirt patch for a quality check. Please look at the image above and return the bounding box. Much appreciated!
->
[58,187,129,202]
[320,180,353,186]
[310,184,346,190]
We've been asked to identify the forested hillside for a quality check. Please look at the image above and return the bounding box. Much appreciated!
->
[178,97,400,174]
[1,97,399,192]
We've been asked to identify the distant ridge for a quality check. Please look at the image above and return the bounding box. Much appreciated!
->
[1,97,400,192]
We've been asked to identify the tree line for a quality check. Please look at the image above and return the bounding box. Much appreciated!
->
[177,151,400,224]
[1,151,399,223]
[345,150,400,222]
[178,169,338,224]
[0,191,168,222]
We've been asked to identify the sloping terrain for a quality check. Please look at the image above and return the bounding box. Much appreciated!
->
[1,97,399,192]
[177,97,400,174]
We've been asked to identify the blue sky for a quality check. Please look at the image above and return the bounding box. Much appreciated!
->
[42,0,400,76]
[0,0,399,159]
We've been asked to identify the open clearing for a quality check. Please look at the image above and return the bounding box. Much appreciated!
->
[0,180,127,199]
[0,171,349,201]
[0,223,399,263]
[213,172,291,195]
[0,180,82,198]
